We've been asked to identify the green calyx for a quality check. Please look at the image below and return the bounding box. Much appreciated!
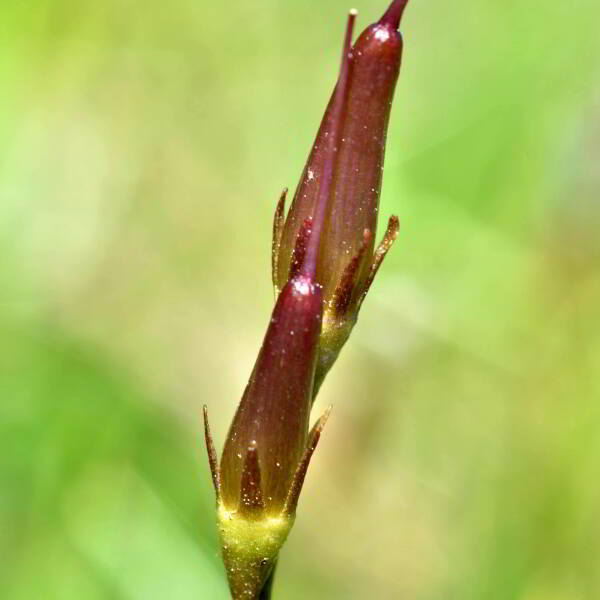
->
[203,403,330,598]
[217,504,295,599]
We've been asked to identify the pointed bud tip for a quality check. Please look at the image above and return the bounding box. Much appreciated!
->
[379,0,409,30]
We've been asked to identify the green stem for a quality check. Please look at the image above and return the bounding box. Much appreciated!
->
[258,563,277,600]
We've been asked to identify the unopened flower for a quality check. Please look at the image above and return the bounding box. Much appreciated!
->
[203,275,329,598]
[204,1,410,598]
[273,0,407,394]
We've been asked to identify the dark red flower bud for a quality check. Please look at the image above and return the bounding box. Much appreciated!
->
[272,0,407,393]
[203,276,330,598]
[204,2,411,597]
[219,275,322,514]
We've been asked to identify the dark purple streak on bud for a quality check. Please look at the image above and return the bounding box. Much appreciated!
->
[288,217,312,282]
[220,276,323,514]
[238,443,265,517]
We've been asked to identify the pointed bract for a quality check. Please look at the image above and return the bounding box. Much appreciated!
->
[203,405,221,501]
[283,406,332,517]
[271,188,287,291]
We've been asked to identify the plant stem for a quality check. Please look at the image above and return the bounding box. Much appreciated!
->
[258,563,277,600]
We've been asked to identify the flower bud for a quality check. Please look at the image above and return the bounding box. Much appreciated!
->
[220,276,322,514]
[272,0,407,394]
[204,2,411,597]
[203,276,330,598]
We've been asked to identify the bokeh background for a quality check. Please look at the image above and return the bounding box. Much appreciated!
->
[2,0,600,598]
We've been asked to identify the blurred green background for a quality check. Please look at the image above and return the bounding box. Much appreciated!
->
[2,0,600,598]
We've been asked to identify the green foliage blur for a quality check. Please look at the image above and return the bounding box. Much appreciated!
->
[2,1,599,598]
